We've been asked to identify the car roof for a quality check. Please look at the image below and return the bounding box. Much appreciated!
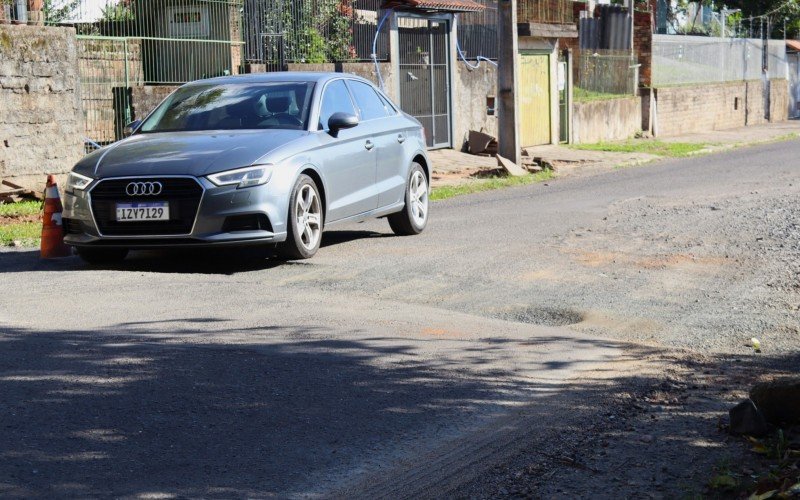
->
[185,72,373,87]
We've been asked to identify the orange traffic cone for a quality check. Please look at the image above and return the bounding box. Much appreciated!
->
[40,175,72,259]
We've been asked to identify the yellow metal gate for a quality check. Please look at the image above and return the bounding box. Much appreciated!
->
[519,53,551,146]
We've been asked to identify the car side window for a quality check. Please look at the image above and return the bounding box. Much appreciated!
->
[318,80,357,131]
[348,81,390,121]
[376,91,397,115]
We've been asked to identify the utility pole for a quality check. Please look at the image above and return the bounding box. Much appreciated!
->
[497,0,521,166]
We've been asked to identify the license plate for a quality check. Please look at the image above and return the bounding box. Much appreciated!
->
[116,202,170,222]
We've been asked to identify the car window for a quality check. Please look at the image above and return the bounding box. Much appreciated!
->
[318,80,357,130]
[348,81,390,121]
[140,82,315,132]
[376,91,397,115]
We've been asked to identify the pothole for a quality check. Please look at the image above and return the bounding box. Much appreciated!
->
[495,306,585,327]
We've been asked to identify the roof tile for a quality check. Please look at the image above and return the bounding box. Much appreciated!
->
[382,0,486,13]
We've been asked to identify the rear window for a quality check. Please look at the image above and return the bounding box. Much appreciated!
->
[141,82,315,132]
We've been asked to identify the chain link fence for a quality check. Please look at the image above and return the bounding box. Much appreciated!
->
[653,35,787,86]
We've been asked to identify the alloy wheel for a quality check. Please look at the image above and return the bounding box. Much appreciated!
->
[296,184,321,250]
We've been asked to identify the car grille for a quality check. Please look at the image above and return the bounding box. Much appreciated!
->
[90,177,203,236]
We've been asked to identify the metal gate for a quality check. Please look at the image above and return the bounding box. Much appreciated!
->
[519,53,551,147]
[76,36,134,151]
[46,0,244,150]
[397,16,452,149]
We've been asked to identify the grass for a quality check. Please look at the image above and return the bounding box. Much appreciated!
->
[0,200,41,218]
[569,140,710,158]
[0,201,41,247]
[430,170,554,202]
[0,221,40,247]
[573,87,629,103]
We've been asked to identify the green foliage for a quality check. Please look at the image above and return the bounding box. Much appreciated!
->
[0,201,41,218]
[0,222,40,247]
[43,0,81,23]
[430,171,554,202]
[570,140,710,157]
[101,1,134,21]
[574,87,628,102]
[262,0,356,65]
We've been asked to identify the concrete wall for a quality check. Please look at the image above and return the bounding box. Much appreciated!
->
[572,96,642,143]
[453,62,497,151]
[0,25,84,189]
[653,79,790,137]
[770,78,789,122]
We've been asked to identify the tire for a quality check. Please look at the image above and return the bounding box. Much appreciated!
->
[277,174,324,260]
[388,162,429,236]
[76,247,129,265]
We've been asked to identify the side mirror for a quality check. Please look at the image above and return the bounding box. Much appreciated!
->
[327,112,359,137]
[123,120,142,137]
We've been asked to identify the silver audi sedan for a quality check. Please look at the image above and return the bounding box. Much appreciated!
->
[62,72,431,263]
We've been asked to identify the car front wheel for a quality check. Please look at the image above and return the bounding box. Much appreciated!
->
[388,162,428,236]
[278,174,323,260]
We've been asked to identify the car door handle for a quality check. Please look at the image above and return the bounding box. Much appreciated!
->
[365,140,375,151]
[397,134,406,144]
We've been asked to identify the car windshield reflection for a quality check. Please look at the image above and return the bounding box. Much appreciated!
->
[140,82,315,133]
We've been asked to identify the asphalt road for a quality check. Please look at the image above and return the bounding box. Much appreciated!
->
[1,139,798,497]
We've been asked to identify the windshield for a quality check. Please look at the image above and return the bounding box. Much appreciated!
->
[140,82,315,133]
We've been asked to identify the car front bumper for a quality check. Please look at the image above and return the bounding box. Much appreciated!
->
[63,176,289,248]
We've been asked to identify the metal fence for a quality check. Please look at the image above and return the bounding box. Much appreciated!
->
[653,35,787,86]
[43,0,245,147]
[456,0,498,61]
[575,49,638,96]
[517,0,573,25]
[242,0,388,70]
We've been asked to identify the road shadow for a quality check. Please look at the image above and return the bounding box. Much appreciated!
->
[2,319,796,497]
[0,230,391,276]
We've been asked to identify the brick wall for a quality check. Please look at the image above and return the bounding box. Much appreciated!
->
[572,96,642,143]
[655,82,745,136]
[633,9,653,88]
[0,25,84,189]
[746,80,767,126]
[653,79,789,137]
[770,79,789,122]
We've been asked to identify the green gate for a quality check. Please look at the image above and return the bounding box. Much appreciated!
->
[76,36,134,148]
[46,0,244,149]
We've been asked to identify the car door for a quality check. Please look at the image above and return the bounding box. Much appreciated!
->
[315,79,378,223]
[346,80,409,209]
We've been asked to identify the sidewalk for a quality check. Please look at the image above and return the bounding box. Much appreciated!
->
[428,121,800,186]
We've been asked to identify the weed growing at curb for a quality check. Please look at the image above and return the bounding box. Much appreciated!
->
[430,170,554,202]
[570,140,709,157]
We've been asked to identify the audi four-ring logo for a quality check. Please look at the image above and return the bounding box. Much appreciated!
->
[126,181,163,196]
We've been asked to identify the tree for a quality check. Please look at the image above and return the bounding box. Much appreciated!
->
[724,0,800,38]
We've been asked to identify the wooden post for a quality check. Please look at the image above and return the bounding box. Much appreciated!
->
[497,0,521,165]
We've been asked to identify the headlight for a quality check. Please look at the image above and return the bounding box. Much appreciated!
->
[67,171,93,191]
[207,165,272,188]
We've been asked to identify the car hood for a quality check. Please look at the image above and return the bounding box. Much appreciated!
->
[87,130,308,178]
